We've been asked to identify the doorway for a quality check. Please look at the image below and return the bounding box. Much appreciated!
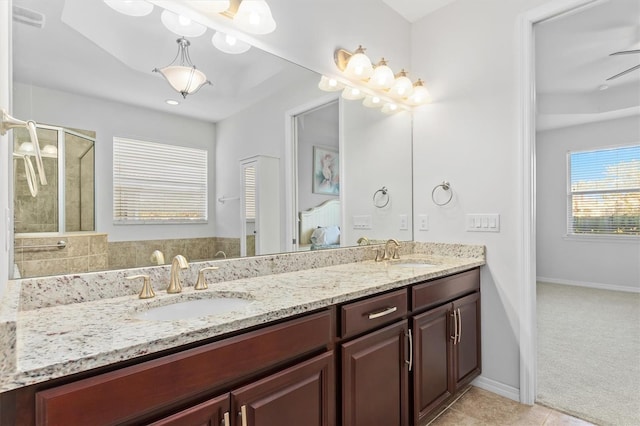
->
[519,0,640,421]
[285,96,340,252]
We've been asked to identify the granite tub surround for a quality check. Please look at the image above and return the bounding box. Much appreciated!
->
[0,242,484,393]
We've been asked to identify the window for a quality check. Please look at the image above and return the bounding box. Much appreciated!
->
[567,144,639,236]
[113,138,207,224]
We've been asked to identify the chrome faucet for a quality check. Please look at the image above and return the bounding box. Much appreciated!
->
[384,239,401,260]
[214,250,227,259]
[167,255,189,293]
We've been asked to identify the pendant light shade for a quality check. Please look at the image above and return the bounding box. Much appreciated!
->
[389,69,413,98]
[363,95,382,108]
[153,38,211,98]
[407,79,430,105]
[342,86,365,100]
[103,0,153,17]
[161,9,207,37]
[369,58,394,90]
[318,76,344,92]
[212,31,251,54]
[344,46,373,80]
[233,0,277,35]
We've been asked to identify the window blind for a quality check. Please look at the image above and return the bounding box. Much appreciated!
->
[113,138,208,224]
[244,165,256,221]
[567,144,639,236]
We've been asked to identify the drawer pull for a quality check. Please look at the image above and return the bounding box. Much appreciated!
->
[240,405,248,426]
[222,411,230,426]
[451,310,458,344]
[405,329,413,371]
[457,308,462,344]
[367,306,398,320]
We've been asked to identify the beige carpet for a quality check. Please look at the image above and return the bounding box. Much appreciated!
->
[536,282,640,426]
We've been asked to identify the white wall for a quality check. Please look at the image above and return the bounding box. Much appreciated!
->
[537,116,640,290]
[342,101,413,245]
[411,0,548,395]
[215,70,324,250]
[13,83,217,242]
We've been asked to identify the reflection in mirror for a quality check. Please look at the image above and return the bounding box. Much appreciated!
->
[11,0,413,279]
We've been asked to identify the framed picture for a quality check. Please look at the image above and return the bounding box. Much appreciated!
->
[312,146,340,195]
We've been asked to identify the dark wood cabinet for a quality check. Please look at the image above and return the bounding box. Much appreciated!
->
[341,320,410,426]
[410,268,481,425]
[148,394,230,426]
[412,303,453,422]
[232,351,334,426]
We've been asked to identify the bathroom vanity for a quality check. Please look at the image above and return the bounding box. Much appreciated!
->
[0,243,484,425]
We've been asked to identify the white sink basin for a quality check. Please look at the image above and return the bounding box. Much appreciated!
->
[135,297,252,321]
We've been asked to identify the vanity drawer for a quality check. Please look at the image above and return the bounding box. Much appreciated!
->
[341,289,407,339]
[412,268,480,311]
[35,310,333,426]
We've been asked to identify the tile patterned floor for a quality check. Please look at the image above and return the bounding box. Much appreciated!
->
[429,387,596,426]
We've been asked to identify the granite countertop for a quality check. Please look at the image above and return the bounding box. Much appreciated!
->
[0,243,484,393]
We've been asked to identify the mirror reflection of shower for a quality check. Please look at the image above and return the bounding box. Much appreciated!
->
[13,124,95,234]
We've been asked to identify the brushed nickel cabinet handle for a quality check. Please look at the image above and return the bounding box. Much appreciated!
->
[457,308,462,344]
[405,329,413,371]
[222,411,230,426]
[450,310,458,344]
[241,405,248,426]
[368,306,398,320]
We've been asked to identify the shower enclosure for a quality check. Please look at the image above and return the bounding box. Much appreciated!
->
[13,124,95,233]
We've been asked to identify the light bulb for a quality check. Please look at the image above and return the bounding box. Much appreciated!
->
[381,102,400,114]
[178,15,191,26]
[225,34,237,46]
[103,0,153,17]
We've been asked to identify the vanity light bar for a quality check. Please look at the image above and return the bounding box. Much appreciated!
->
[321,46,431,112]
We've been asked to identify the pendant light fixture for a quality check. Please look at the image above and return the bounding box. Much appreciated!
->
[153,38,211,99]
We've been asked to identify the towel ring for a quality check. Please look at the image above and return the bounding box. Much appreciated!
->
[431,181,453,206]
[373,186,390,208]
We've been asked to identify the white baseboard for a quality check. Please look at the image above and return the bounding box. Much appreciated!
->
[472,376,520,403]
[537,276,640,293]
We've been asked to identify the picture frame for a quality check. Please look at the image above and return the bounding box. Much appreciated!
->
[312,146,339,195]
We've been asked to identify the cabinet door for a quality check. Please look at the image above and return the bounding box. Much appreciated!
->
[452,292,481,389]
[232,351,334,426]
[148,394,230,426]
[341,320,409,426]
[412,303,453,424]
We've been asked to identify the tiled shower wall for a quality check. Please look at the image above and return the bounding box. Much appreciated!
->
[14,233,108,278]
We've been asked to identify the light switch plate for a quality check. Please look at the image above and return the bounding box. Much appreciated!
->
[399,214,408,230]
[466,214,500,232]
[418,214,428,231]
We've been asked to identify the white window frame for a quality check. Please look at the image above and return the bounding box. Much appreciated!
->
[566,144,639,239]
[113,137,208,224]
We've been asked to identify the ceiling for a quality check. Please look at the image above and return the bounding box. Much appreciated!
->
[382,0,457,23]
[535,0,640,130]
[12,0,316,123]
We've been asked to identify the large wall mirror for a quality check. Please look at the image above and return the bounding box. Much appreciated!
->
[10,0,413,279]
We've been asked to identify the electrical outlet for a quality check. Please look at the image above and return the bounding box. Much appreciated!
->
[418,214,428,231]
[353,215,372,230]
[399,214,408,230]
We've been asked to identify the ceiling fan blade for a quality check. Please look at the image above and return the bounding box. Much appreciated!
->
[610,49,640,56]
[606,64,640,80]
